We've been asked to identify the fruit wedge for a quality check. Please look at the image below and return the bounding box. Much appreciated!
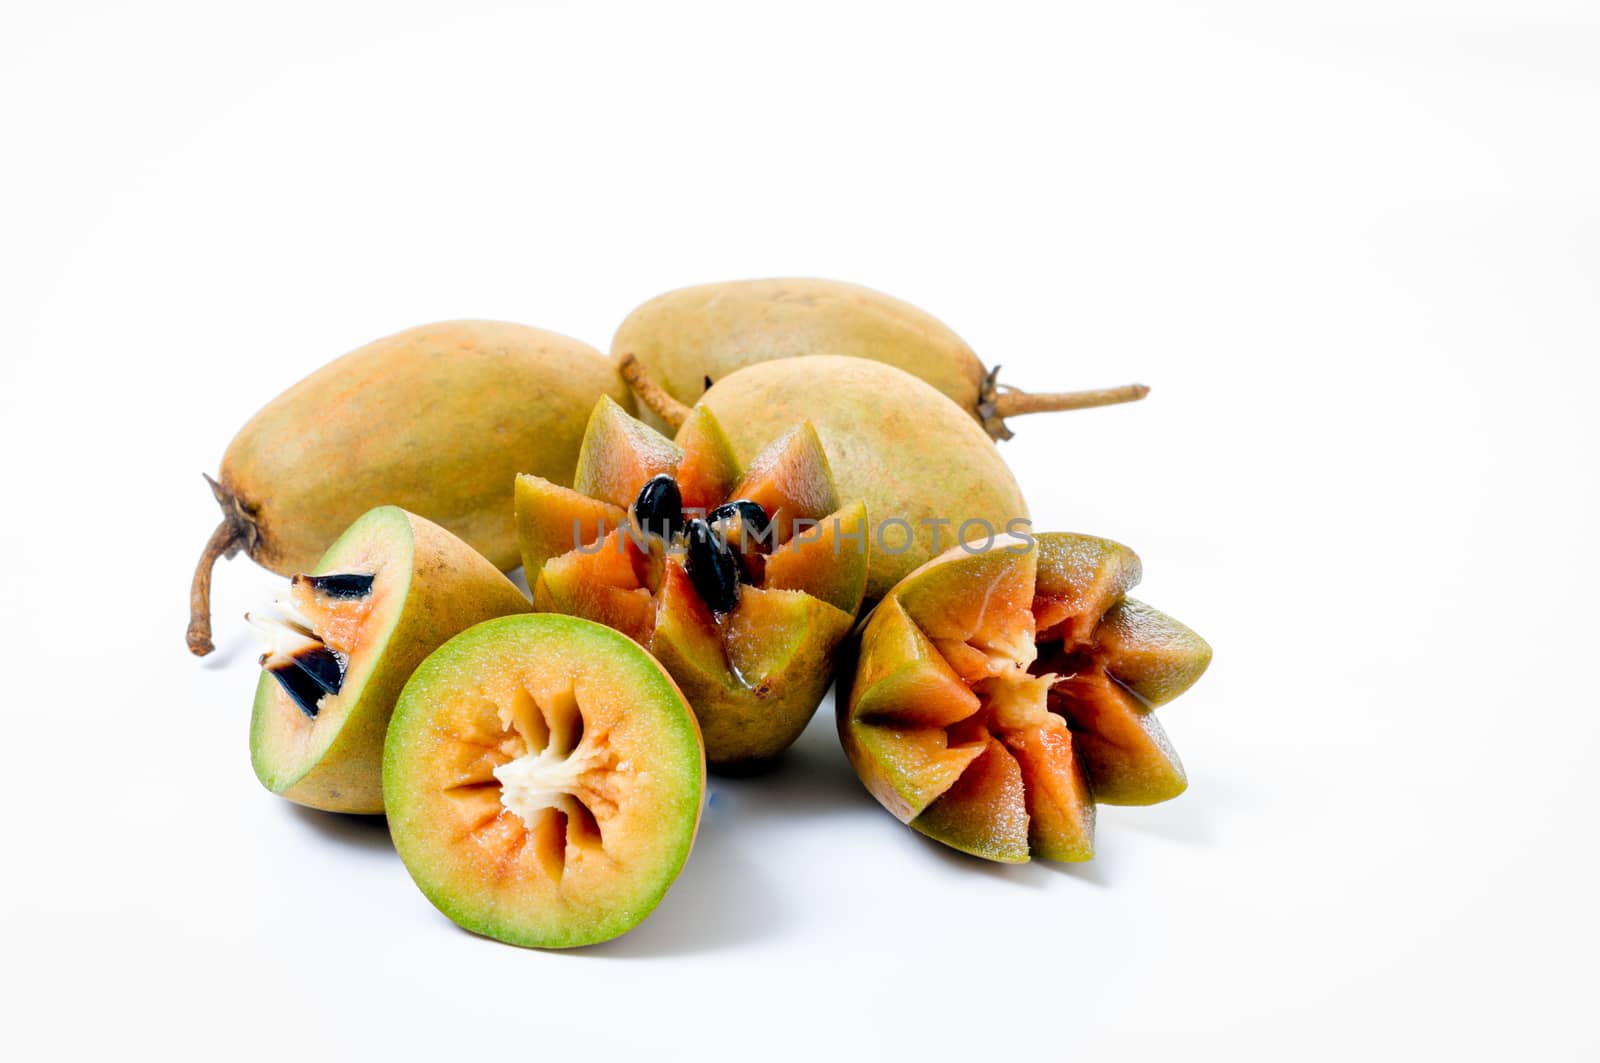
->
[383,614,705,948]
[517,397,869,766]
[248,507,532,813]
[840,532,1211,863]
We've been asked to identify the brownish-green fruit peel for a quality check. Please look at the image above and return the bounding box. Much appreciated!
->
[249,506,532,813]
[384,614,705,948]
[840,532,1211,863]
[188,320,625,656]
[621,354,1032,599]
[611,278,1148,440]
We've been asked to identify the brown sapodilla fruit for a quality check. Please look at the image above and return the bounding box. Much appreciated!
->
[612,277,1148,439]
[625,354,1032,600]
[187,321,626,656]
[840,532,1211,863]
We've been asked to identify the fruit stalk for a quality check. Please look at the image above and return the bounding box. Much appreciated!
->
[618,353,691,430]
[188,474,257,656]
[977,369,1150,440]
[620,351,1148,442]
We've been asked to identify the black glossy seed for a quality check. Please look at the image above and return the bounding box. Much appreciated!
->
[292,644,346,694]
[685,518,740,613]
[267,665,324,718]
[707,499,773,552]
[632,474,684,541]
[262,643,346,719]
[298,573,375,599]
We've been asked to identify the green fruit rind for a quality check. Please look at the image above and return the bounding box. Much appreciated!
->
[910,740,1031,864]
[845,721,987,823]
[250,507,533,813]
[514,474,626,578]
[656,587,854,764]
[382,614,704,949]
[761,498,871,616]
[574,395,684,508]
[1097,598,1213,708]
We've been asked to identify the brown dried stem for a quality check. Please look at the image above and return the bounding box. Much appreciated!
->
[617,353,691,430]
[187,474,255,656]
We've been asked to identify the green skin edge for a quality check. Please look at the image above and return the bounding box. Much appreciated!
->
[249,506,531,813]
[382,614,705,949]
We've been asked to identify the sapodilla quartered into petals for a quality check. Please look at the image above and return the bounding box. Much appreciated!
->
[517,397,869,766]
[841,532,1211,863]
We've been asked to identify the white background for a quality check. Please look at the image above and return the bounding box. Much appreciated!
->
[3,2,1597,1059]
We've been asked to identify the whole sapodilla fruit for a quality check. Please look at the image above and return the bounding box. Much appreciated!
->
[626,354,1031,599]
[612,277,1149,440]
[384,614,705,948]
[187,320,626,656]
[516,397,868,766]
[840,532,1211,863]
[248,506,532,813]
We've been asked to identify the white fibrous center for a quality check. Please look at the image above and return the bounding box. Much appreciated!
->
[493,748,596,828]
[980,671,1059,733]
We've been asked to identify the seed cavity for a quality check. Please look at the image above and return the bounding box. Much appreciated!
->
[489,682,607,877]
[247,571,374,720]
[294,572,375,599]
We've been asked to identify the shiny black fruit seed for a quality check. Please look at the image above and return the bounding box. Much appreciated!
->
[296,573,376,599]
[632,474,685,540]
[685,518,740,613]
[707,499,772,551]
[264,644,346,718]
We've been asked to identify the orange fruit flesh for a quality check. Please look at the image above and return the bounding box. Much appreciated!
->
[845,533,1211,863]
[254,538,393,771]
[383,615,704,948]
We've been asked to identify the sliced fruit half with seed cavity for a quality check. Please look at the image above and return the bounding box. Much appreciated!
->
[840,532,1211,863]
[516,397,867,767]
[249,506,532,813]
[383,613,705,948]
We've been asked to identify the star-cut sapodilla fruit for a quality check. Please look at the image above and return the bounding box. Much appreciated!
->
[248,506,533,813]
[839,532,1211,863]
[384,614,705,948]
[515,396,868,766]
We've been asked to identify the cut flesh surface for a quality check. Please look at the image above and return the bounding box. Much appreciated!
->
[250,507,532,813]
[517,400,867,764]
[842,533,1212,862]
[383,614,704,948]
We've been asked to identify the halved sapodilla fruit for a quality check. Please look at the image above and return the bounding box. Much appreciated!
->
[248,507,532,813]
[840,532,1211,863]
[516,396,868,767]
[383,614,705,948]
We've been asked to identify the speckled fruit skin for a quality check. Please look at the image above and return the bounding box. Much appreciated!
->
[220,320,627,574]
[250,507,532,813]
[840,532,1211,863]
[613,278,986,429]
[383,614,705,949]
[689,356,1029,598]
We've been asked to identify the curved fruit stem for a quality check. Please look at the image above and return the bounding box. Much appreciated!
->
[978,367,1150,441]
[618,352,691,430]
[186,474,257,657]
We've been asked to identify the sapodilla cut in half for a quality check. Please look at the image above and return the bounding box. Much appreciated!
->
[516,396,869,766]
[249,506,532,813]
[383,614,705,948]
[840,532,1211,863]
